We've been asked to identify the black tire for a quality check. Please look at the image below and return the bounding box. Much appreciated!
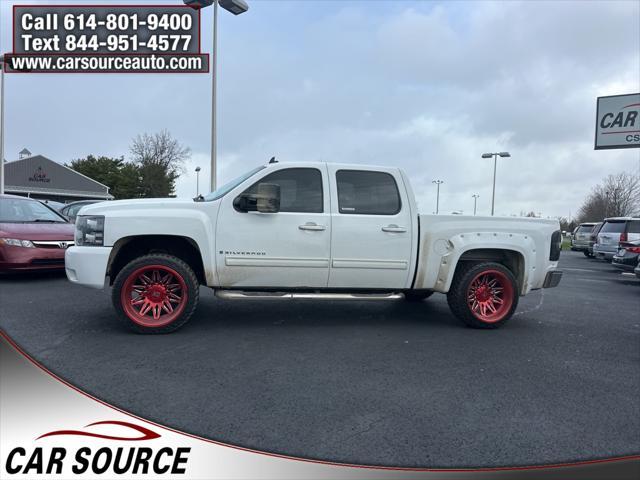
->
[112,253,199,334]
[583,250,591,257]
[447,262,518,329]
[404,291,434,302]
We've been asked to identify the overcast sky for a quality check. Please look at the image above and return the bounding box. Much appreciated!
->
[1,0,639,217]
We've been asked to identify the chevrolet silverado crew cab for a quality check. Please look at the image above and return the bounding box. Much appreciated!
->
[65,161,563,333]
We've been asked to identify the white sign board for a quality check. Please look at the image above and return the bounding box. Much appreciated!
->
[595,93,640,150]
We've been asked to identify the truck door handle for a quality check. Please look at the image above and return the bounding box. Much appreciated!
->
[382,225,407,233]
[299,222,326,231]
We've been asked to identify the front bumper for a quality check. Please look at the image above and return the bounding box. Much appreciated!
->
[593,244,617,259]
[543,270,563,288]
[65,246,112,289]
[572,241,590,250]
[0,244,67,272]
[612,253,639,272]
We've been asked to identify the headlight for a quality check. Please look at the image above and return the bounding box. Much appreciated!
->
[0,238,35,248]
[75,215,105,246]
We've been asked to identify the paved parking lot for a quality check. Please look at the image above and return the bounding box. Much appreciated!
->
[1,250,639,468]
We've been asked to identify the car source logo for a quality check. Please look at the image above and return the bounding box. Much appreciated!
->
[28,166,51,183]
[4,420,191,475]
[58,242,68,249]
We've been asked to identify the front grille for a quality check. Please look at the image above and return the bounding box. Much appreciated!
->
[31,258,65,265]
[32,241,75,249]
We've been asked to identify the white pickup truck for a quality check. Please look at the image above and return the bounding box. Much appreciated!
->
[66,161,563,333]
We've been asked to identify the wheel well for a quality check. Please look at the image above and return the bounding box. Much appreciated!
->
[107,235,206,285]
[456,249,525,292]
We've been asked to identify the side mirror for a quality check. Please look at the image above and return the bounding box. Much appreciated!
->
[233,195,251,212]
[257,183,280,213]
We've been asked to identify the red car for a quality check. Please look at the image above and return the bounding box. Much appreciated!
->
[0,194,74,272]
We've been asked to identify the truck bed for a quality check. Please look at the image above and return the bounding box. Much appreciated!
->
[414,214,560,294]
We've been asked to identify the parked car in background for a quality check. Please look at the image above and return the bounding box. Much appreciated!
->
[587,222,604,258]
[0,194,74,272]
[593,218,640,260]
[612,240,640,272]
[571,222,597,256]
[60,200,101,223]
[40,199,66,212]
[570,226,578,242]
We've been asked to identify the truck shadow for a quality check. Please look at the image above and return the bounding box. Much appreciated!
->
[0,270,67,282]
[186,295,464,332]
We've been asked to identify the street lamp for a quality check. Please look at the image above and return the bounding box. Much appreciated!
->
[472,194,480,216]
[0,55,8,195]
[184,0,249,193]
[0,54,31,195]
[481,151,511,216]
[195,166,201,196]
[432,180,444,214]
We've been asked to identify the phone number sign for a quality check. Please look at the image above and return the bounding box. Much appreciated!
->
[13,5,200,54]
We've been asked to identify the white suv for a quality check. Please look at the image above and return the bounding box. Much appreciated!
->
[594,217,640,260]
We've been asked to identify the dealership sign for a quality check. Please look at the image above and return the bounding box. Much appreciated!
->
[595,93,640,150]
[28,166,50,183]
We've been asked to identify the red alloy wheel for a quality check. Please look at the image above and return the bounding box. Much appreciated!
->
[466,269,514,323]
[120,265,188,328]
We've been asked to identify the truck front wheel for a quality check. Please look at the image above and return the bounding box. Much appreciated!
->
[112,254,199,334]
[447,262,518,329]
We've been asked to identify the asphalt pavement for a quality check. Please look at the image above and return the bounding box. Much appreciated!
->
[1,250,639,468]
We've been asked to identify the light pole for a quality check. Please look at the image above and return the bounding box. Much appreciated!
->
[472,194,479,215]
[184,0,249,193]
[195,166,201,196]
[481,151,510,216]
[432,180,443,214]
[1,54,31,195]
[0,55,6,195]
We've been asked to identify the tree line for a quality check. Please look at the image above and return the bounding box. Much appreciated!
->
[557,170,640,231]
[68,130,190,200]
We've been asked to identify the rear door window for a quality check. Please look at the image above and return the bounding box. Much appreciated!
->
[336,170,401,215]
[577,225,594,234]
[600,221,626,233]
[627,220,640,234]
[591,223,603,236]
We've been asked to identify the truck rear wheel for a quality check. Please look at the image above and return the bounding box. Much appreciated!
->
[112,254,199,334]
[447,262,518,329]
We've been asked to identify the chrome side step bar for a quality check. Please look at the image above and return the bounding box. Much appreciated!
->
[215,291,403,301]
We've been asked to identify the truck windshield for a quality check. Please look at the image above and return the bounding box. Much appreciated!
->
[203,166,266,202]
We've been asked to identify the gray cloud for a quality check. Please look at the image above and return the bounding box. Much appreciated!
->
[1,0,638,218]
